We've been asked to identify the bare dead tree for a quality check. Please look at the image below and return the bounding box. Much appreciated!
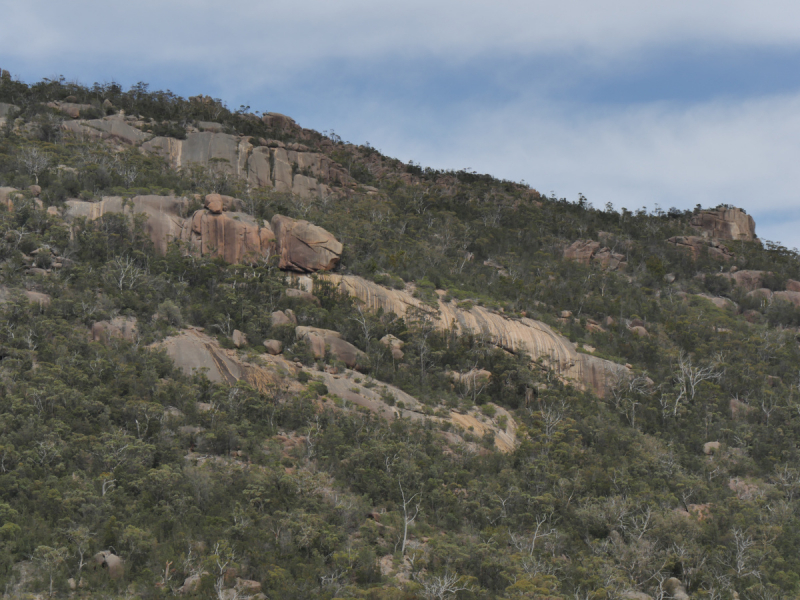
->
[399,481,421,556]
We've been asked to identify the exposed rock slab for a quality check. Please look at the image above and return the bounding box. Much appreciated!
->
[666,236,733,261]
[320,274,626,396]
[142,131,335,199]
[153,329,293,390]
[61,115,150,145]
[65,195,189,255]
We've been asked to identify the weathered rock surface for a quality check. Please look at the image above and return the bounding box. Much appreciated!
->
[154,329,516,451]
[723,269,767,292]
[667,236,733,261]
[564,239,627,270]
[61,114,150,145]
[319,274,627,397]
[232,329,247,348]
[691,207,757,241]
[64,195,342,269]
[142,131,337,199]
[271,310,296,326]
[65,195,189,255]
[47,101,94,119]
[773,290,800,307]
[296,326,365,368]
[272,215,343,272]
[153,329,292,391]
[92,316,138,343]
[182,208,275,264]
[263,339,283,355]
[0,286,51,307]
[380,334,405,360]
[91,551,124,579]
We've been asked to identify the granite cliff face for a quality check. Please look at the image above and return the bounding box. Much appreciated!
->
[63,195,341,272]
[54,111,348,200]
[690,207,756,241]
[318,274,626,396]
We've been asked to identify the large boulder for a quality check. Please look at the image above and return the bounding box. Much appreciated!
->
[296,326,365,368]
[690,207,757,241]
[91,551,124,580]
[664,577,689,600]
[271,215,342,273]
[271,310,297,326]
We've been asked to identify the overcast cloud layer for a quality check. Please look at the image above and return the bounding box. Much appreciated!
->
[3,1,800,246]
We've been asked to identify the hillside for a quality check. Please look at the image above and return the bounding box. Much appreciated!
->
[1,74,800,599]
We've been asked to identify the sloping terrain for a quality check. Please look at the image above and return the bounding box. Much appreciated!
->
[2,74,800,600]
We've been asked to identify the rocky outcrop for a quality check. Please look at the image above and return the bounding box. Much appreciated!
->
[722,269,767,292]
[296,326,365,368]
[380,334,405,360]
[564,240,627,270]
[666,236,733,261]
[691,207,756,241]
[153,329,292,390]
[142,131,337,199]
[61,114,150,145]
[63,195,340,270]
[47,101,95,119]
[272,215,343,272]
[319,274,627,397]
[66,195,189,255]
[155,329,517,451]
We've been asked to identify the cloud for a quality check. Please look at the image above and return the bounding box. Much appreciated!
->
[3,1,800,246]
[318,90,800,246]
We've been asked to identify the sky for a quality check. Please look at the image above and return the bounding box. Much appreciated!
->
[2,1,800,246]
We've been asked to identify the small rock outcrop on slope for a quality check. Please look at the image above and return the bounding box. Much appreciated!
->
[690,207,756,241]
[318,274,627,397]
[564,239,627,270]
[666,236,734,261]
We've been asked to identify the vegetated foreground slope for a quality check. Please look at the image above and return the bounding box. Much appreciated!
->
[1,73,800,599]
